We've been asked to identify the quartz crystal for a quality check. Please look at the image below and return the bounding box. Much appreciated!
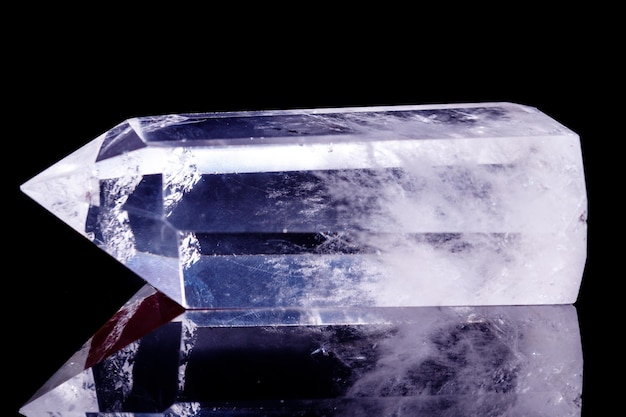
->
[19,289,583,416]
[19,102,588,416]
[20,102,587,307]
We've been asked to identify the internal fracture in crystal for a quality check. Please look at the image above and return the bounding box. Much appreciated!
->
[20,103,587,307]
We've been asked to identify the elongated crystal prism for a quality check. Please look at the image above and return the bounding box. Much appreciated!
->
[20,102,587,307]
[19,103,588,417]
[19,297,583,416]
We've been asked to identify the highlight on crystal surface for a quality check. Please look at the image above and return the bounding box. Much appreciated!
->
[20,102,587,308]
[19,302,583,416]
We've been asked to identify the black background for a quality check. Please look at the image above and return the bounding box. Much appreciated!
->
[7,6,612,416]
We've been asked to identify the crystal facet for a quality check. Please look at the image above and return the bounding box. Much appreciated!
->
[19,103,587,416]
[20,102,587,307]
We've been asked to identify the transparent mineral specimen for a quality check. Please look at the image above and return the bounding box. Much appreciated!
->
[20,102,587,307]
[19,103,588,416]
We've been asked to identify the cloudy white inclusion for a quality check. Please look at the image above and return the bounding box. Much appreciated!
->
[179,232,202,270]
[312,135,585,306]
[177,315,198,393]
[164,148,202,215]
[105,341,139,402]
[99,171,143,264]
[167,402,202,416]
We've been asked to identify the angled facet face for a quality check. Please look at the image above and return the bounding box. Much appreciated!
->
[20,102,588,308]
[19,103,588,416]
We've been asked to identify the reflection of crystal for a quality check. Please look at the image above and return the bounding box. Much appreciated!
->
[20,103,587,307]
[20,293,582,416]
[19,103,587,416]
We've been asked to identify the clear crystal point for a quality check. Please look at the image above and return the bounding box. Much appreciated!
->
[20,102,587,308]
[19,102,588,416]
